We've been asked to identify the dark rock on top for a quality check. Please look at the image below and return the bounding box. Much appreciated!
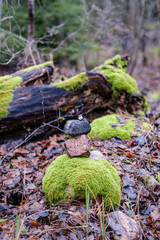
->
[66,118,91,137]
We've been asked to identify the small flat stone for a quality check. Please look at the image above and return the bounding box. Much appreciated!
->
[66,119,91,137]
[64,135,91,157]
[117,116,126,124]
[89,150,105,160]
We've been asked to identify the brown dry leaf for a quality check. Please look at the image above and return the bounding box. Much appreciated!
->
[39,160,50,169]
[49,135,58,146]
[125,152,135,158]
[30,220,41,227]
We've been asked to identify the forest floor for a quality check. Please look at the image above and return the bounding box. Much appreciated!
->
[0,53,160,240]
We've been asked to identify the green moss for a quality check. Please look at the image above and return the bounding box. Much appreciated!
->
[145,176,150,183]
[137,110,146,117]
[95,55,140,98]
[142,96,150,111]
[150,92,160,99]
[138,110,146,117]
[88,114,136,140]
[105,67,139,98]
[0,76,22,119]
[104,55,128,72]
[0,75,11,83]
[156,174,160,182]
[141,122,151,131]
[54,72,88,91]
[42,154,121,209]
[18,61,53,72]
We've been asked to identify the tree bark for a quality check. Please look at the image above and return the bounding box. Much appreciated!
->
[0,72,113,143]
[28,0,35,42]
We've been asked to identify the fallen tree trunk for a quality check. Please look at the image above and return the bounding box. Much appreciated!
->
[0,56,146,144]
[2,61,53,87]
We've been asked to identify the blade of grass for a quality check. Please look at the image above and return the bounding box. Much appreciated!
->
[85,187,90,234]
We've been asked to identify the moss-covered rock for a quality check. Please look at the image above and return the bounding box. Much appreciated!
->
[42,154,121,208]
[88,114,136,140]
[88,114,152,140]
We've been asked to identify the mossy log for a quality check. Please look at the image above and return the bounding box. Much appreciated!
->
[0,56,145,144]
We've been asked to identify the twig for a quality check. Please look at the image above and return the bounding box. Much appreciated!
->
[0,16,13,22]
[0,114,76,164]
[155,0,160,22]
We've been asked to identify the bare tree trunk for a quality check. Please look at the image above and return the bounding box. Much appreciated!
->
[155,0,160,21]
[23,0,36,67]
[28,0,35,41]
[0,0,2,59]
[128,0,146,75]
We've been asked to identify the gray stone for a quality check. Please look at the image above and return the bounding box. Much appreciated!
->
[64,135,91,157]
[64,120,75,132]
[108,211,142,240]
[66,118,91,137]
[89,150,105,160]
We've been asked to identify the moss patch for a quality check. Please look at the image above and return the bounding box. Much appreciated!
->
[95,55,140,98]
[0,76,22,119]
[142,96,150,111]
[42,154,121,209]
[141,122,151,131]
[133,110,146,117]
[54,72,88,91]
[156,175,160,182]
[150,92,160,99]
[88,114,136,140]
[18,61,53,72]
[104,55,128,72]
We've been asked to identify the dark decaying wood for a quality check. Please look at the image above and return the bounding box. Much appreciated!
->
[13,65,53,86]
[0,71,143,145]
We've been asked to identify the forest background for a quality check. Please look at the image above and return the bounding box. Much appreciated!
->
[0,0,160,75]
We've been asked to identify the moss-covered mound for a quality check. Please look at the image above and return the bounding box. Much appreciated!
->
[42,154,121,208]
[88,114,152,140]
[88,114,136,140]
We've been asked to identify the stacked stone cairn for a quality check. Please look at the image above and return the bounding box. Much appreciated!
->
[64,116,92,157]
[42,115,121,207]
